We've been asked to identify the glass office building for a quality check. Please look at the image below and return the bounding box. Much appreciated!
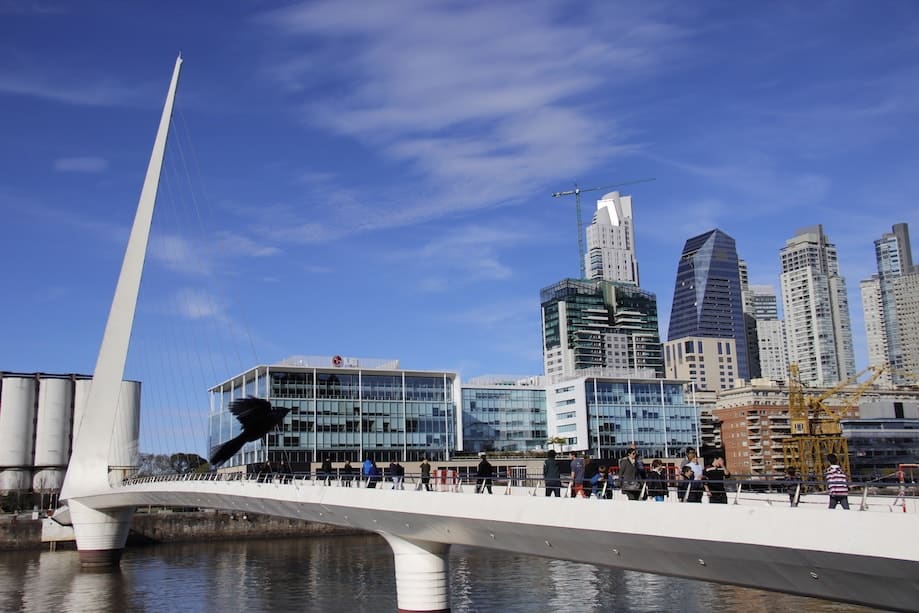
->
[208,356,460,468]
[461,377,547,453]
[546,377,699,460]
[669,229,750,380]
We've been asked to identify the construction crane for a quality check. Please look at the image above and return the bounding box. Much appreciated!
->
[783,363,887,481]
[551,178,655,279]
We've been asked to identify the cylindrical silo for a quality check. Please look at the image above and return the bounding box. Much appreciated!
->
[71,378,93,451]
[33,376,73,492]
[0,376,37,492]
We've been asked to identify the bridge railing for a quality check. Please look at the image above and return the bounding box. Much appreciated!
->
[120,471,919,513]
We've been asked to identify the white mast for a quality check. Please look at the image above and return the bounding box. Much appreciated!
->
[62,55,183,500]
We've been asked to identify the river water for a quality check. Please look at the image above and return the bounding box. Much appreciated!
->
[0,535,876,612]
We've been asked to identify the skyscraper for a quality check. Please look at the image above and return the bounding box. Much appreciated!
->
[668,229,750,381]
[747,285,788,381]
[860,223,917,385]
[780,225,856,386]
[738,259,761,379]
[584,191,639,284]
[541,278,662,380]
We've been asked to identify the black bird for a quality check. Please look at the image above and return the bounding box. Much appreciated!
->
[209,396,290,467]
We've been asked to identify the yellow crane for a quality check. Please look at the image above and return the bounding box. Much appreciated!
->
[783,364,887,480]
[551,178,655,279]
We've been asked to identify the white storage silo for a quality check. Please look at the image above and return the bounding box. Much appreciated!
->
[71,377,92,451]
[0,376,37,492]
[32,376,73,492]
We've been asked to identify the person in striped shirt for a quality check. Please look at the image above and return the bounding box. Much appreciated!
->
[825,453,850,510]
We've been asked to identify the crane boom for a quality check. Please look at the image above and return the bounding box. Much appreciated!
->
[551,177,655,278]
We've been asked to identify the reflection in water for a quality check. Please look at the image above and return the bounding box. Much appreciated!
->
[0,536,875,613]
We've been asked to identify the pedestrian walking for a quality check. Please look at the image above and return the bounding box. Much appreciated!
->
[825,453,850,510]
[544,450,562,497]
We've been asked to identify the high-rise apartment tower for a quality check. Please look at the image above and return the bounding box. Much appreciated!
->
[861,223,917,385]
[584,192,639,284]
[780,225,856,386]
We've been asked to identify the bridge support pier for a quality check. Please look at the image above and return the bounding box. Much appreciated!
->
[69,500,134,567]
[380,533,451,613]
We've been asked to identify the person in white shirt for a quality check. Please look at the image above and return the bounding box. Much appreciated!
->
[680,448,703,479]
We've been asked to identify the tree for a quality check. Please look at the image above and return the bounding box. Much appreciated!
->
[170,453,209,474]
[136,452,210,476]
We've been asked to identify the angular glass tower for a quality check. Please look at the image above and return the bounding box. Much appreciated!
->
[668,229,750,380]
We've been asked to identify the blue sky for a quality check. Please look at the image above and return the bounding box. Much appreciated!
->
[2,1,918,453]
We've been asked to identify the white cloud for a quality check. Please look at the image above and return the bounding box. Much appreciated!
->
[389,224,536,289]
[54,156,108,173]
[255,1,687,234]
[173,288,224,321]
[0,73,142,107]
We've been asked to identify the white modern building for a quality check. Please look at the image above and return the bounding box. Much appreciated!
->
[779,225,856,386]
[585,191,639,284]
[544,375,699,460]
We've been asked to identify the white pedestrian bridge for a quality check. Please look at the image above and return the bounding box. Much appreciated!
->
[60,473,919,613]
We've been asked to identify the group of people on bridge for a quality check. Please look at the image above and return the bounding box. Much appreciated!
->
[257,447,853,508]
[524,447,733,503]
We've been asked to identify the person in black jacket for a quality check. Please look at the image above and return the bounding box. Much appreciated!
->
[543,450,561,497]
[646,459,668,501]
[677,464,703,502]
[476,454,493,494]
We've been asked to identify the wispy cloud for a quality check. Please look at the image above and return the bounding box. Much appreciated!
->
[172,287,225,321]
[0,73,144,107]
[54,156,108,173]
[0,0,66,15]
[255,1,687,236]
[388,223,536,290]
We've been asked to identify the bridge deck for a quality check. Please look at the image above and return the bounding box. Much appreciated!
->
[68,474,919,612]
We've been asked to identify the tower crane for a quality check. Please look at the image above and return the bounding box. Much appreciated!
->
[552,178,655,279]
[783,363,887,480]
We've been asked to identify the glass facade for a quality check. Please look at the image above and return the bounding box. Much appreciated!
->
[461,385,547,453]
[541,278,663,376]
[209,365,458,468]
[583,379,698,460]
[844,418,919,480]
[668,229,750,380]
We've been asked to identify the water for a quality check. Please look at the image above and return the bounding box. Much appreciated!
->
[0,535,878,612]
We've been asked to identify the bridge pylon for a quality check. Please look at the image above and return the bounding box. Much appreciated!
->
[59,55,183,567]
[380,534,451,613]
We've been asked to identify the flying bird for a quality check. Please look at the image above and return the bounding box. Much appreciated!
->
[209,396,291,467]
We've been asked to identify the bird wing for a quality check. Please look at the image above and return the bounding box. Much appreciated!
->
[228,396,273,430]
